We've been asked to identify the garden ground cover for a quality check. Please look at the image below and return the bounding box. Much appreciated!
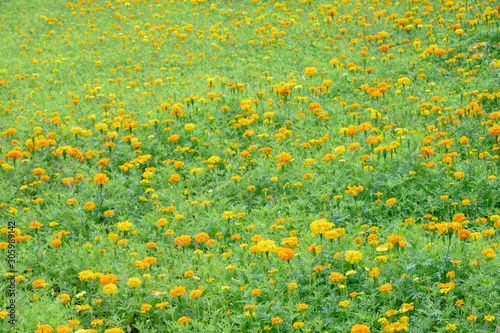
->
[1,0,500,332]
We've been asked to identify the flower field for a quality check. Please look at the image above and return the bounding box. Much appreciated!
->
[1,0,500,331]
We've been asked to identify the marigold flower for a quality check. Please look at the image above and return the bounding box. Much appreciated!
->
[445,323,457,331]
[482,248,496,258]
[104,328,125,333]
[56,294,71,304]
[276,152,292,166]
[271,317,283,324]
[32,167,45,176]
[141,304,152,313]
[174,235,192,246]
[170,285,186,297]
[169,173,181,183]
[251,289,262,296]
[344,250,363,264]
[35,325,54,333]
[351,324,370,333]
[297,303,308,311]
[488,124,500,136]
[256,239,276,253]
[222,211,235,220]
[386,198,397,206]
[84,202,96,210]
[293,322,305,329]
[339,300,350,307]
[100,274,118,286]
[128,277,141,288]
[310,218,334,235]
[275,247,294,261]
[379,283,392,292]
[304,67,317,76]
[103,283,117,295]
[195,232,210,243]
[94,173,109,185]
[329,272,347,282]
[279,237,297,249]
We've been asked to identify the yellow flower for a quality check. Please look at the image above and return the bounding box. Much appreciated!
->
[369,267,380,278]
[482,248,496,258]
[335,145,346,155]
[310,218,334,235]
[304,67,317,76]
[127,277,141,288]
[184,123,195,131]
[344,250,363,264]
[386,198,397,206]
[103,283,117,295]
[445,323,457,331]
[293,322,305,329]
[339,300,350,307]
[141,304,152,313]
[117,221,133,232]
[329,272,347,282]
[223,211,235,220]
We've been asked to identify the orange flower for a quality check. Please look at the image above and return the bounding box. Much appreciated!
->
[174,235,192,247]
[276,152,292,166]
[194,232,209,243]
[169,173,180,183]
[379,283,392,292]
[351,324,370,333]
[386,198,397,206]
[251,289,262,296]
[94,173,109,185]
[84,202,96,210]
[35,325,54,333]
[297,303,308,311]
[271,317,283,324]
[275,247,294,261]
[100,274,118,286]
[170,285,186,297]
[489,124,500,136]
